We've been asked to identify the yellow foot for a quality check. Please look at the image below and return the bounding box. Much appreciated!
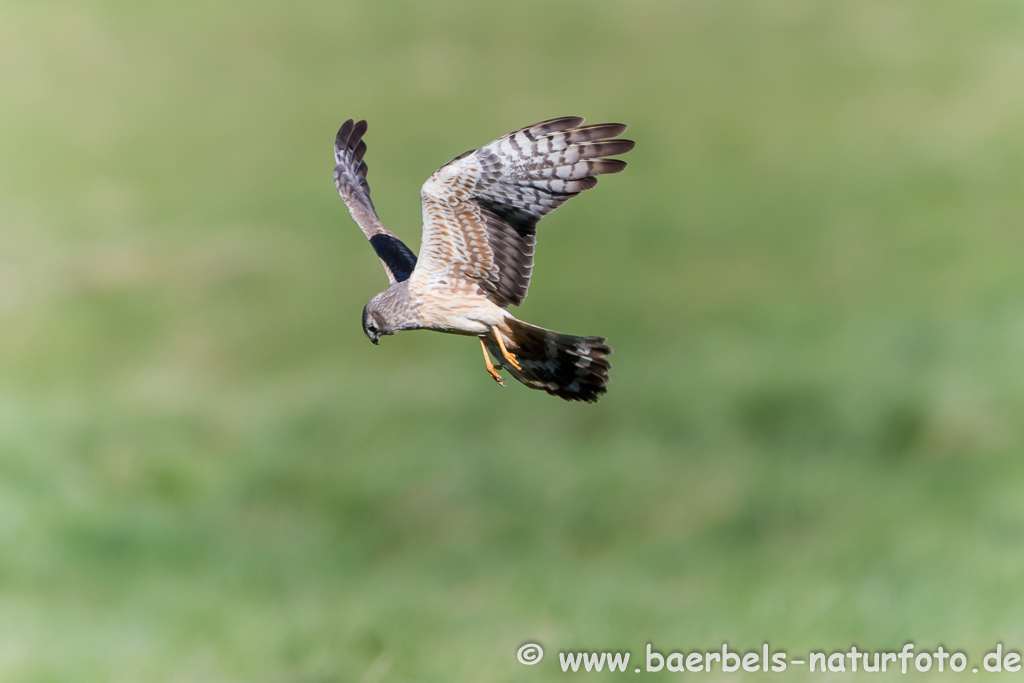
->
[492,326,522,371]
[480,337,506,386]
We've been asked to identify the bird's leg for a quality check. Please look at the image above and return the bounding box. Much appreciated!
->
[479,337,506,386]
[492,326,522,371]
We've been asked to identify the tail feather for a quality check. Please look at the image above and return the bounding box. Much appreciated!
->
[488,319,611,403]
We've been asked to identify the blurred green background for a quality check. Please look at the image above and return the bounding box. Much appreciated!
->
[3,0,1024,680]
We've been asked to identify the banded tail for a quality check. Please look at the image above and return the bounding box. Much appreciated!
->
[488,319,611,403]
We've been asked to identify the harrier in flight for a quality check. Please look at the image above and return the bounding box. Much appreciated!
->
[333,117,633,402]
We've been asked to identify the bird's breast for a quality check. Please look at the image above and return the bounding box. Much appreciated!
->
[407,278,506,336]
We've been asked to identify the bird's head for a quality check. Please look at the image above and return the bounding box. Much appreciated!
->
[361,300,394,345]
[362,283,412,344]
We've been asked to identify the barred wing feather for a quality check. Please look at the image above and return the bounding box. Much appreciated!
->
[414,117,634,307]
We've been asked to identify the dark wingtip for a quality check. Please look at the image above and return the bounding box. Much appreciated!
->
[597,159,627,174]
[589,122,628,137]
[527,116,586,135]
[335,119,368,160]
[352,119,367,140]
[335,119,354,150]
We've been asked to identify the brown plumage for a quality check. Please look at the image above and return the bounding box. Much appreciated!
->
[334,116,633,402]
[486,320,612,403]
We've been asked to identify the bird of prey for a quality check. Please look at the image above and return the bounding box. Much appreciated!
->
[333,116,633,402]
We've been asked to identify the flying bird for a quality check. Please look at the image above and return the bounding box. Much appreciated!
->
[333,116,633,402]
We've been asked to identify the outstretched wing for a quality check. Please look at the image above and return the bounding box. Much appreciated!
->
[413,117,633,308]
[334,119,418,284]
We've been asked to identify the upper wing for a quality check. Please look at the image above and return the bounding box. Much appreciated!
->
[334,119,418,284]
[414,117,634,308]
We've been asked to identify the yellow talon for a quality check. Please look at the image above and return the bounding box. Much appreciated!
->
[492,326,522,371]
[480,337,506,386]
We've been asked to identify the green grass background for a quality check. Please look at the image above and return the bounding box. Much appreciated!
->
[3,0,1024,680]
